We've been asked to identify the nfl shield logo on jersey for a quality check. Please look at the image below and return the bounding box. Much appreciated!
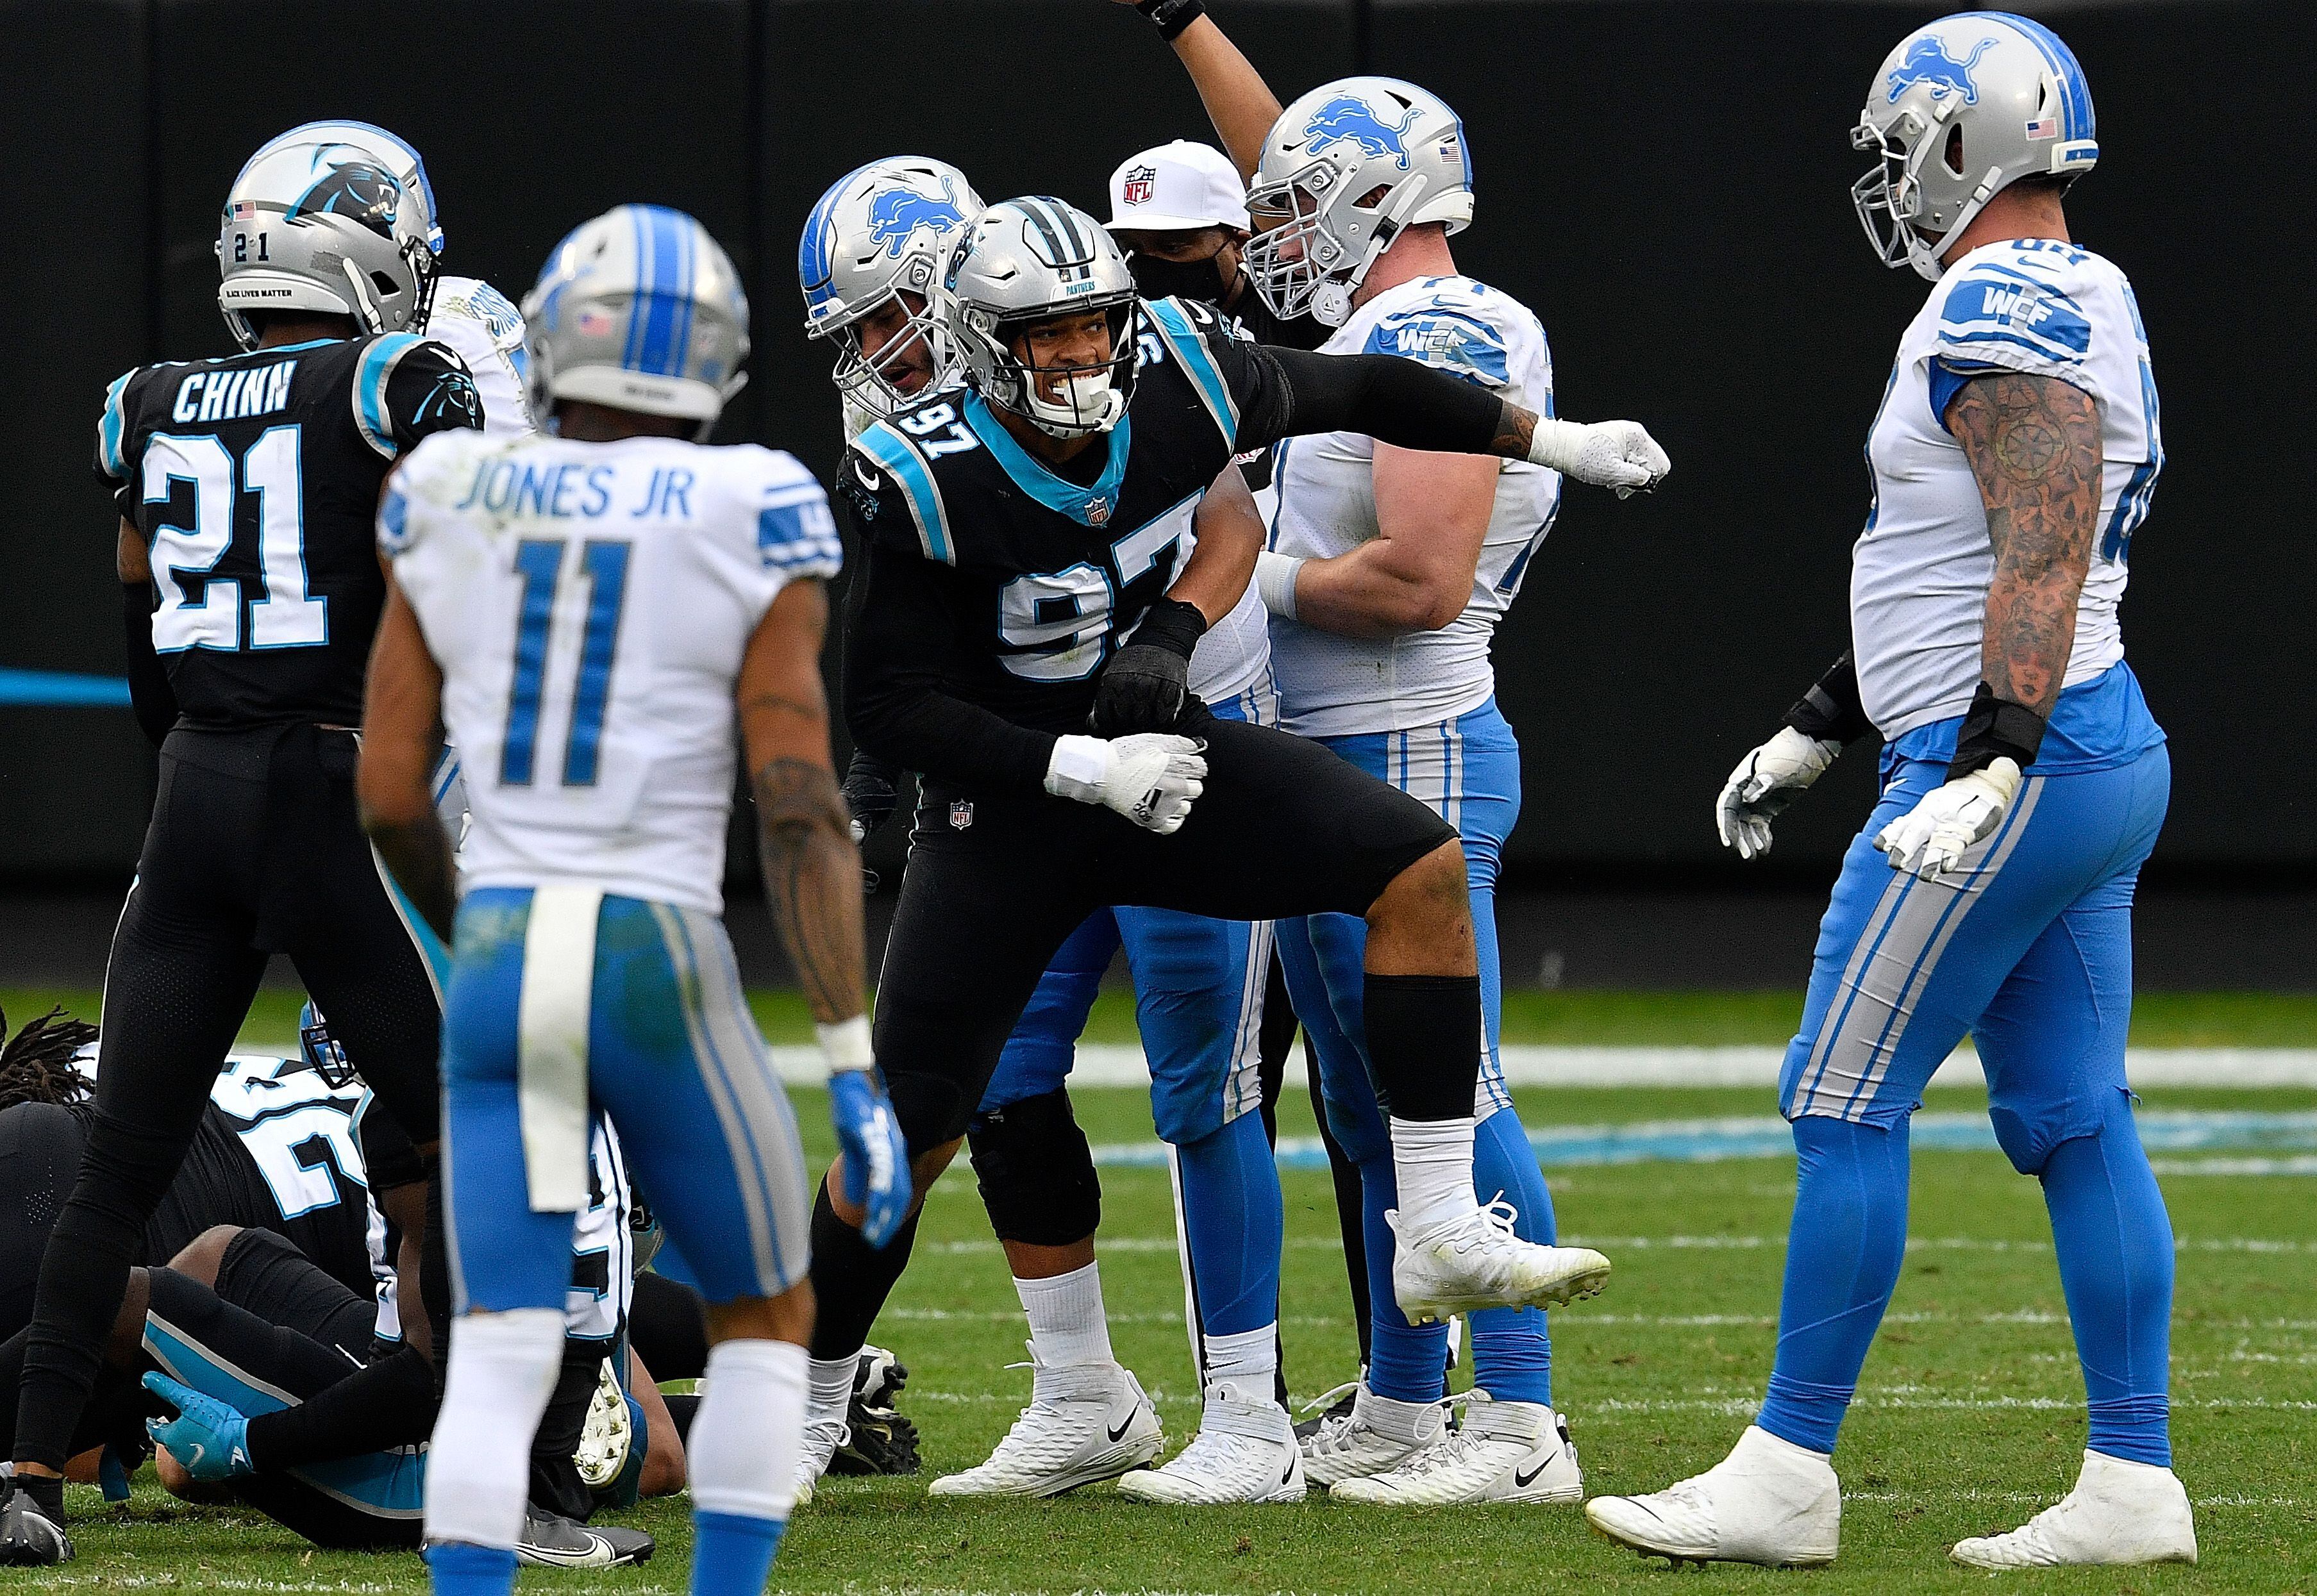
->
[1086,497,1112,528]
[949,799,974,830]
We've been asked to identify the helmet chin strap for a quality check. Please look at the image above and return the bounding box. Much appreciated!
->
[1310,281,1354,328]
[341,260,387,335]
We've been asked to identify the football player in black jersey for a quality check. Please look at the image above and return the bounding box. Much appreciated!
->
[810,197,1669,1443]
[0,129,481,1565]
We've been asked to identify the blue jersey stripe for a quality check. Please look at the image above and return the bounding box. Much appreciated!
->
[353,333,424,458]
[854,424,952,564]
[1145,297,1238,444]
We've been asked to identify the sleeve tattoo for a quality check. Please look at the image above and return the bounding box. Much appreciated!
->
[752,754,867,1024]
[1945,370,2104,717]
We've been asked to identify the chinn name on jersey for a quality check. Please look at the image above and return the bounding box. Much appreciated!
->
[171,361,298,424]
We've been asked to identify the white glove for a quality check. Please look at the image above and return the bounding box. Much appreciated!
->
[1527,418,1672,497]
[1044,733,1207,835]
[1716,726,1843,861]
[1874,758,2022,881]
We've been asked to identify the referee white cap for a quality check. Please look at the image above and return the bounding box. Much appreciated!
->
[1105,140,1250,233]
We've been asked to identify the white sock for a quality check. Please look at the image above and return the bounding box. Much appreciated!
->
[690,1338,809,1520]
[422,1308,565,1549]
[1389,1115,1478,1233]
[1017,1261,1112,1371]
[806,1354,855,1426]
[1203,1324,1278,1393]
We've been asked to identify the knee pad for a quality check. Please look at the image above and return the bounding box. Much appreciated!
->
[1988,1085,2117,1177]
[884,1070,973,1160]
[966,1089,1100,1247]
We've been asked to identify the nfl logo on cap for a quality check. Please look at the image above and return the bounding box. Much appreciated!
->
[1122,166,1157,208]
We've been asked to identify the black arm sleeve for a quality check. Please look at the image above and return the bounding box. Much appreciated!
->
[1233,345,1510,457]
[122,581,178,747]
[1781,651,1876,747]
[844,535,1057,793]
[243,1343,439,1467]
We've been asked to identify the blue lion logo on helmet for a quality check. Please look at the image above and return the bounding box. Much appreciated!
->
[1887,35,1998,106]
[1302,95,1421,170]
[289,161,404,240]
[867,178,967,260]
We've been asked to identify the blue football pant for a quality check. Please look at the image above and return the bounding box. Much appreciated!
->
[1761,745,2176,1466]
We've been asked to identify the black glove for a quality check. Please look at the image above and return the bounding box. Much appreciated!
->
[840,751,905,842]
[1091,599,1207,735]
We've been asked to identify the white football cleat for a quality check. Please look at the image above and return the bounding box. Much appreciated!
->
[1389,1201,1611,1323]
[1950,1450,2197,1569]
[792,1408,849,1506]
[1298,1381,1447,1488]
[573,1358,633,1491]
[1585,1424,1841,1568]
[928,1349,1162,1497]
[1331,1393,1581,1506]
[1117,1381,1305,1505]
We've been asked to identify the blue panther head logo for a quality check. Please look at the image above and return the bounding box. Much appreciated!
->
[1887,35,1998,106]
[288,162,403,240]
[1302,95,1421,170]
[867,178,967,259]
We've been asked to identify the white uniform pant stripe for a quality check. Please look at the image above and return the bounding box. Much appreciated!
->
[517,884,602,1211]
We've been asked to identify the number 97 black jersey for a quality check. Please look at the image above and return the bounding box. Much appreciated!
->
[97,333,483,730]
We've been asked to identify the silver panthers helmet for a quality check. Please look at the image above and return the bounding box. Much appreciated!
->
[216,125,441,350]
[1853,12,2100,282]
[521,205,750,442]
[799,157,984,419]
[1242,77,1471,328]
[944,197,1140,439]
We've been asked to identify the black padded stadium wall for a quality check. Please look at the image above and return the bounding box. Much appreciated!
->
[0,0,2304,885]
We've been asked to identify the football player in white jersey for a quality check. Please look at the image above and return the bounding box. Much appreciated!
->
[800,158,1305,1504]
[360,204,909,1596]
[1130,8,1619,1506]
[1587,14,2189,1572]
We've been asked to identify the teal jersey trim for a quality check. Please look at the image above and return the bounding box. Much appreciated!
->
[98,369,135,479]
[962,392,1132,529]
[1144,297,1239,446]
[353,333,426,460]
[854,423,954,565]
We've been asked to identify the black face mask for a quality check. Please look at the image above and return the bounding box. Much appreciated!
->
[1126,249,1234,308]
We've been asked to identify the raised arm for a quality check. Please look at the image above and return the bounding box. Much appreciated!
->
[1114,0,1284,181]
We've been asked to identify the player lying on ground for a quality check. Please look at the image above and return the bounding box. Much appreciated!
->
[0,118,505,1568]
[1587,12,2191,1572]
[364,203,907,1596]
[807,194,1669,1495]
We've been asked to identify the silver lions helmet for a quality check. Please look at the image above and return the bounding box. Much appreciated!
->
[799,156,984,419]
[944,197,1140,439]
[1242,77,1471,328]
[1853,12,2100,281]
[217,123,443,349]
[521,205,750,442]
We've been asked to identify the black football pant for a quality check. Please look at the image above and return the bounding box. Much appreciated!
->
[810,717,1460,1361]
[14,725,446,1477]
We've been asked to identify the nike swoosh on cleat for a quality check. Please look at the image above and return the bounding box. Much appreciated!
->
[1515,1460,1550,1488]
[1107,1414,1137,1443]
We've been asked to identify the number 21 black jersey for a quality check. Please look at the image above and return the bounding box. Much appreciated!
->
[97,333,482,730]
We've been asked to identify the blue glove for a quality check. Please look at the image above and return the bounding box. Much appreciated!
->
[829,1067,912,1248]
[143,1372,255,1481]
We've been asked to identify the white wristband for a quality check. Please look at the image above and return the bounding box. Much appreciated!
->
[1523,417,1585,475]
[817,1015,874,1074]
[1043,734,1110,802]
[1254,551,1303,620]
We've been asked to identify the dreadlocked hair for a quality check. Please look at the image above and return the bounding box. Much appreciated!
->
[0,1005,100,1113]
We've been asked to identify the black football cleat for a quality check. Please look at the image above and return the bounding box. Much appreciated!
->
[0,1488,72,1567]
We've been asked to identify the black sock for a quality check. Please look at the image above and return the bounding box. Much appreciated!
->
[1360,973,1484,1122]
[11,1468,62,1518]
[807,1177,923,1361]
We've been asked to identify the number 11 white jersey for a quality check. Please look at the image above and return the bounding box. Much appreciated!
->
[382,429,841,913]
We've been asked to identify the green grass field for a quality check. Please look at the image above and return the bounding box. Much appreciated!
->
[3,990,2311,1593]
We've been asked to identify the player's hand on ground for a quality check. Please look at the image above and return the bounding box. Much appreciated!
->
[830,1067,912,1247]
[1528,419,1672,497]
[1044,733,1207,835]
[840,753,903,844]
[1716,726,1843,860]
[142,1372,255,1481]
[1874,758,2021,881]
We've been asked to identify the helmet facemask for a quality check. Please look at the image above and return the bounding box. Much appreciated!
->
[959,296,1139,439]
[823,286,958,420]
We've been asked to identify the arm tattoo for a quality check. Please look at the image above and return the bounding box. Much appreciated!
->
[1945,371,2103,717]
[1489,403,1535,460]
[367,817,459,946]
[752,756,867,1025]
